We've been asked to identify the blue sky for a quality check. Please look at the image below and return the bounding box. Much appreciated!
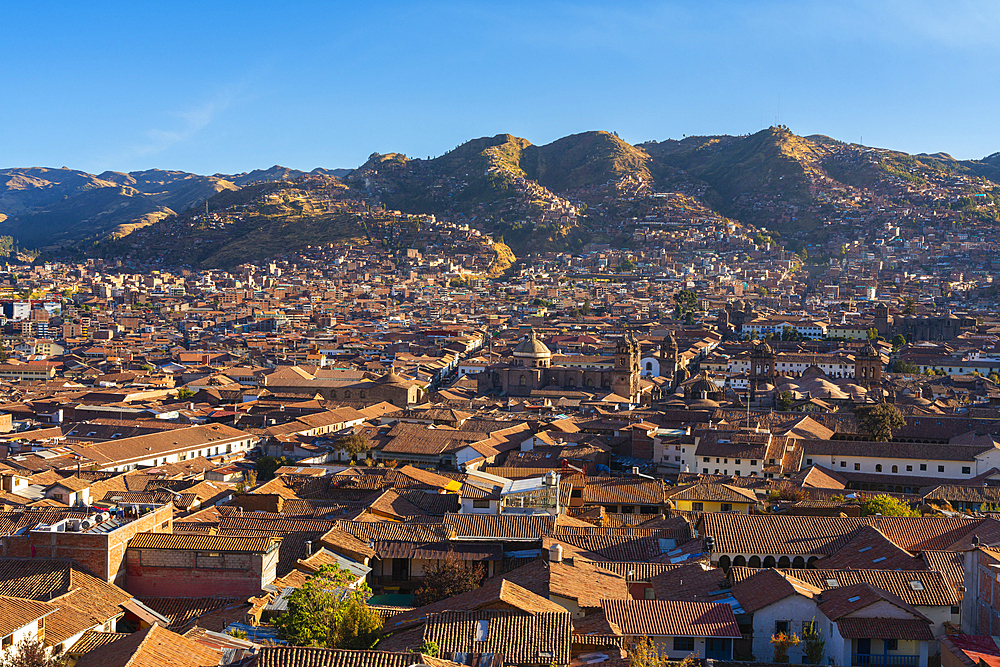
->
[2,1,998,174]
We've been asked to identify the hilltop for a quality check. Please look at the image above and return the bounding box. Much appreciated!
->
[8,128,1000,266]
[0,167,238,250]
[95,175,367,268]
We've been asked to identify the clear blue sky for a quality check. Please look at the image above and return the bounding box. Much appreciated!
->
[2,0,997,175]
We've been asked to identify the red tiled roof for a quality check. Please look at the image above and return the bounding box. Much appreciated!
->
[836,617,933,641]
[601,599,741,638]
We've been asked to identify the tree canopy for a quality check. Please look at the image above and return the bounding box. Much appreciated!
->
[414,554,486,606]
[336,433,370,458]
[274,565,383,649]
[860,494,918,517]
[857,403,906,442]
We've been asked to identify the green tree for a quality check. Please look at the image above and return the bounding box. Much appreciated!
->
[782,327,801,342]
[866,327,880,341]
[274,565,383,648]
[890,334,907,351]
[803,619,826,664]
[176,387,195,399]
[673,289,698,320]
[856,403,906,442]
[777,391,796,411]
[414,641,440,657]
[860,494,918,517]
[256,455,293,482]
[336,433,370,459]
[890,359,919,374]
[581,299,591,316]
[903,297,916,315]
[413,554,486,606]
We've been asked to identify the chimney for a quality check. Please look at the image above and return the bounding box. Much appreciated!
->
[305,541,313,557]
[548,543,563,562]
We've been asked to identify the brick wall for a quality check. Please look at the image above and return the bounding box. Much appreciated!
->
[1,504,173,585]
[124,545,277,598]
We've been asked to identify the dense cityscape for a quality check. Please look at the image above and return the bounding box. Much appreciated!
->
[3,0,1000,664]
[0,128,999,667]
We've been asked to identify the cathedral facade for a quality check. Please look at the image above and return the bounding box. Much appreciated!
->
[479,330,642,403]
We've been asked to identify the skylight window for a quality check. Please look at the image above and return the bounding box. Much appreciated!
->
[909,581,925,591]
[872,557,887,563]
[858,546,872,553]
[474,619,489,642]
[848,596,861,602]
[825,579,839,587]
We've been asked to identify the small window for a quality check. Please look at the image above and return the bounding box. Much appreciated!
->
[906,465,912,471]
[963,467,971,475]
[735,459,741,464]
[938,465,945,473]
[721,503,733,512]
[875,464,882,472]
[703,468,709,474]
[571,489,582,498]
[855,463,861,471]
[673,637,695,652]
[920,464,927,471]
[952,606,961,615]
[885,639,898,651]
[644,587,655,599]
[703,457,711,463]
[841,461,846,467]
[775,621,790,634]
[692,502,704,511]
[750,460,757,466]
[472,499,490,509]
[806,459,813,466]
[1,634,11,649]
[474,619,489,641]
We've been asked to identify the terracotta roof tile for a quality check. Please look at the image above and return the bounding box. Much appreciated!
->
[0,595,57,638]
[256,647,463,667]
[836,617,933,641]
[72,623,222,667]
[129,533,277,553]
[422,610,571,666]
[443,513,554,540]
[729,567,958,607]
[730,568,821,613]
[601,599,742,638]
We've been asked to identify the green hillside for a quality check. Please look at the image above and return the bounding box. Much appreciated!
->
[522,130,652,192]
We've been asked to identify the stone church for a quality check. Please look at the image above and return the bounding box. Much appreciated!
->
[479,330,643,403]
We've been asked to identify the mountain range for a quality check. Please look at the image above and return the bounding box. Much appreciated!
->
[3,128,999,266]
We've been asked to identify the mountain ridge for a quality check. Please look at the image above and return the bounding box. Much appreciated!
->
[4,129,999,263]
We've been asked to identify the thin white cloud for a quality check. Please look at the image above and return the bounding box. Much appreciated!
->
[131,92,233,158]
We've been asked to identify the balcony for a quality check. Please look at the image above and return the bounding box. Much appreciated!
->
[852,654,919,667]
